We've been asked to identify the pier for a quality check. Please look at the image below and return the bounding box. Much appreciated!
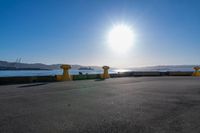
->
[0,77,200,133]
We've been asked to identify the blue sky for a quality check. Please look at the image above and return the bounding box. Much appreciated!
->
[0,0,200,67]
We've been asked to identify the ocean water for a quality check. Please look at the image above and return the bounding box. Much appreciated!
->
[0,66,194,77]
[0,69,119,77]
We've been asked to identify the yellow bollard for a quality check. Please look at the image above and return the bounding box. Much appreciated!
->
[101,66,110,79]
[192,66,200,77]
[56,64,72,81]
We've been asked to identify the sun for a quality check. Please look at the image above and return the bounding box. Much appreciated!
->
[108,24,134,53]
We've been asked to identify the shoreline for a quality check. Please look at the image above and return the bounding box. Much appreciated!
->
[0,71,193,85]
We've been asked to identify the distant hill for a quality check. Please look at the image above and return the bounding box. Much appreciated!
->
[128,65,197,72]
[0,60,101,70]
[0,60,198,71]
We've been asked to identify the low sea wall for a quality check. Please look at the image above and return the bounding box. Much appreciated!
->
[111,71,192,77]
[0,71,193,85]
[0,76,56,85]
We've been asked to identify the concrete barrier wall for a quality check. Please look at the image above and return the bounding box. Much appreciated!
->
[132,72,162,77]
[0,71,194,85]
[110,72,167,77]
[168,72,192,76]
[72,74,101,80]
[104,71,192,78]
[0,76,56,85]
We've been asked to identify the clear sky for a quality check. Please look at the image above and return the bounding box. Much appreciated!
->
[0,0,200,67]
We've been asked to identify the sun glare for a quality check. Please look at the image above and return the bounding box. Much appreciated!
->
[108,24,134,53]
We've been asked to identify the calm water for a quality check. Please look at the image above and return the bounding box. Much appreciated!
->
[0,69,123,77]
[0,67,194,77]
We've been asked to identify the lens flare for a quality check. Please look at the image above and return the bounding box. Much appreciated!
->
[108,24,134,53]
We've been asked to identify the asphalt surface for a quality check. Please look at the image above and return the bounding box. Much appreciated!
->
[0,77,200,133]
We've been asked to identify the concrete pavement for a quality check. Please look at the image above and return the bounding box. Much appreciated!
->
[0,77,200,133]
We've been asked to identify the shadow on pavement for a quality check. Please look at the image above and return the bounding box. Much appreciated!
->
[18,83,48,88]
[95,79,105,81]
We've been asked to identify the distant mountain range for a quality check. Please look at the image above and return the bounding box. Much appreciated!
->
[0,60,101,70]
[128,65,197,72]
[0,60,198,71]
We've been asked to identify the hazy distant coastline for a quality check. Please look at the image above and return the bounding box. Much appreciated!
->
[0,66,49,70]
[0,60,197,71]
[0,60,101,70]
